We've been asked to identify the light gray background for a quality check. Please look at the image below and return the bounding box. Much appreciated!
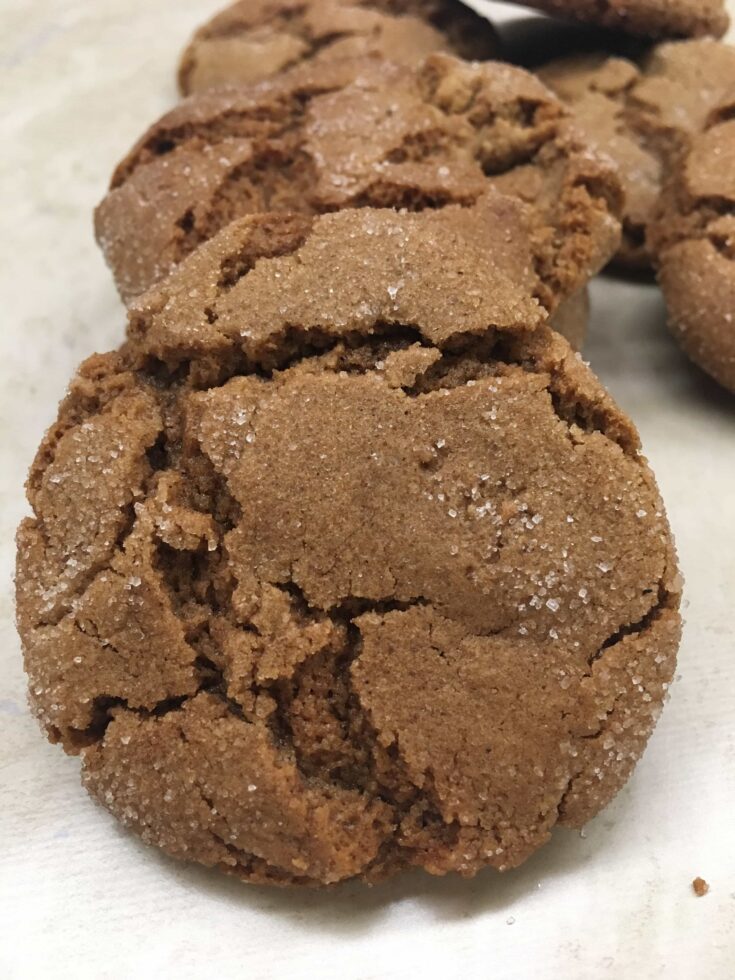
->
[1,1,733,977]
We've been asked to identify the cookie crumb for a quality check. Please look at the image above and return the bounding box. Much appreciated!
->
[692,877,709,897]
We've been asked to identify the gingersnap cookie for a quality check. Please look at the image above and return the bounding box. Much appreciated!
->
[648,109,735,392]
[18,203,682,886]
[178,0,498,96]
[504,0,728,40]
[96,53,622,318]
[540,40,735,268]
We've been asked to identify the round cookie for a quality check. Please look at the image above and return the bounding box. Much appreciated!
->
[648,111,735,392]
[540,40,735,268]
[18,203,682,886]
[178,0,498,95]
[96,53,622,322]
[503,0,728,41]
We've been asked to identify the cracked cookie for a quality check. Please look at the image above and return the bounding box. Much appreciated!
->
[539,40,735,268]
[177,0,498,96]
[17,204,682,886]
[504,0,728,40]
[648,108,735,392]
[95,51,622,335]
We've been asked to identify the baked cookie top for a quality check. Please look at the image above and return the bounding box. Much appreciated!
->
[540,39,735,267]
[178,0,498,95]
[96,54,621,305]
[504,0,728,40]
[18,204,681,886]
[648,107,735,392]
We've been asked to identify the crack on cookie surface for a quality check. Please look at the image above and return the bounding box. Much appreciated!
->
[556,596,679,824]
[134,323,638,457]
[177,0,498,99]
[100,55,621,304]
[169,147,320,276]
[136,322,438,389]
[592,580,674,665]
[540,40,735,267]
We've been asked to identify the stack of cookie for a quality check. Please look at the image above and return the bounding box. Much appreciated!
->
[17,0,731,888]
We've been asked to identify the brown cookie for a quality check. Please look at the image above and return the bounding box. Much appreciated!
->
[540,40,735,267]
[178,0,498,96]
[18,204,682,886]
[504,0,728,40]
[648,110,735,392]
[96,53,622,330]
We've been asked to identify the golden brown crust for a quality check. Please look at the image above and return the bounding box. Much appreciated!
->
[177,0,498,96]
[19,204,681,886]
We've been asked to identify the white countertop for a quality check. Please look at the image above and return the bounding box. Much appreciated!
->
[1,2,733,977]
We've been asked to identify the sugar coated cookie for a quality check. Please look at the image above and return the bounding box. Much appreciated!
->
[18,205,681,886]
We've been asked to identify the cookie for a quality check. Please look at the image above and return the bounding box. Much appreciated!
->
[178,0,498,95]
[504,0,728,40]
[540,40,735,267]
[18,203,682,886]
[648,110,735,392]
[96,53,622,324]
